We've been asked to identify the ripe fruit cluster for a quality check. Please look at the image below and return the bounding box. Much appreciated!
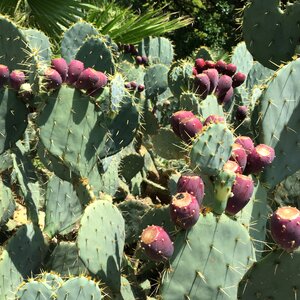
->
[122,44,149,66]
[124,81,145,92]
[0,64,26,91]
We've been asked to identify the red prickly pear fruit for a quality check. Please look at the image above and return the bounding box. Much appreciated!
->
[270,206,300,252]
[140,225,174,261]
[129,44,138,55]
[203,68,219,94]
[170,192,200,229]
[235,136,254,155]
[137,84,145,92]
[192,67,198,76]
[225,174,254,215]
[224,63,237,76]
[215,60,227,74]
[51,58,68,82]
[86,71,108,97]
[123,44,131,53]
[223,160,242,174]
[9,70,25,90]
[44,68,62,90]
[194,73,210,99]
[124,82,131,89]
[194,58,206,73]
[178,116,203,143]
[0,64,9,87]
[141,55,148,65]
[236,105,248,121]
[232,72,246,88]
[177,174,205,205]
[215,75,232,97]
[135,56,143,65]
[204,60,215,69]
[230,143,247,171]
[203,114,225,126]
[76,68,99,90]
[170,110,195,137]
[130,81,137,90]
[244,144,275,175]
[67,60,85,85]
[217,86,234,105]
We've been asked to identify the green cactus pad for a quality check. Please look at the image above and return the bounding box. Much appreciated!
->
[190,122,234,175]
[38,272,64,291]
[56,276,102,300]
[243,0,300,69]
[77,200,125,291]
[231,42,253,77]
[119,153,145,183]
[138,36,174,65]
[160,213,255,300]
[76,36,115,74]
[110,73,125,112]
[0,177,15,227]
[0,224,48,300]
[61,21,99,63]
[44,176,83,237]
[253,58,300,187]
[197,94,225,119]
[112,276,135,300]
[118,61,145,86]
[194,46,214,61]
[16,281,53,300]
[238,249,300,299]
[0,88,29,154]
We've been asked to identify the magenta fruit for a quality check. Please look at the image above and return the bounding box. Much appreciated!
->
[9,70,25,90]
[124,82,131,89]
[137,84,145,92]
[225,174,254,215]
[236,105,248,121]
[170,110,195,137]
[215,75,232,98]
[194,58,206,73]
[217,86,234,105]
[232,72,246,88]
[230,143,247,171]
[270,206,300,252]
[135,56,143,65]
[140,225,174,261]
[44,68,62,90]
[76,68,99,90]
[203,114,225,126]
[223,160,242,174]
[141,55,148,65]
[203,68,219,94]
[224,63,237,76]
[192,67,198,76]
[204,60,215,69]
[178,116,203,143]
[129,44,138,55]
[170,192,200,229]
[194,73,210,99]
[67,60,84,85]
[244,144,275,175]
[51,58,68,82]
[0,64,9,87]
[130,81,137,90]
[86,71,108,97]
[215,60,227,74]
[177,174,205,205]
[235,136,254,155]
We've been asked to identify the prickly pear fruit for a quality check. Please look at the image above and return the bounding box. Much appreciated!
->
[225,174,254,215]
[135,56,143,65]
[203,69,219,93]
[67,60,84,85]
[232,72,246,88]
[270,206,300,252]
[224,63,237,76]
[203,114,225,126]
[170,110,195,137]
[194,73,210,99]
[44,68,62,90]
[236,105,248,121]
[130,81,137,90]
[9,70,25,90]
[235,136,254,155]
[244,144,275,175]
[140,225,174,261]
[86,71,108,97]
[170,192,200,229]
[204,60,215,69]
[51,58,68,82]
[177,174,205,205]
[178,116,203,143]
[129,44,138,55]
[124,82,131,89]
[0,64,9,87]
[141,55,148,65]
[137,84,145,92]
[230,143,247,171]
[76,68,100,90]
[215,60,227,74]
[194,58,205,73]
[192,67,198,76]
[217,86,234,105]
[215,75,232,98]
[223,160,242,174]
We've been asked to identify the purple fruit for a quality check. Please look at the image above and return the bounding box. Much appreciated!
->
[230,143,247,171]
[135,56,143,65]
[203,114,225,126]
[232,72,246,88]
[215,75,232,98]
[67,60,84,85]
[123,44,131,53]
[86,71,108,97]
[270,206,300,252]
[9,70,25,90]
[236,105,248,121]
[140,225,174,261]
[129,44,138,55]
[177,174,205,205]
[204,60,215,69]
[203,69,219,94]
[130,81,137,90]
[51,58,68,82]
[192,67,198,76]
[194,58,206,73]
[124,82,131,89]
[141,55,148,65]
[224,63,237,76]
[223,160,242,174]
[217,86,234,105]
[225,174,254,215]
[194,73,210,99]
[44,68,62,90]
[170,110,195,137]
[76,68,99,90]
[215,60,227,74]
[235,136,254,155]
[170,192,200,229]
[137,84,145,92]
[244,144,275,175]
[0,64,9,87]
[179,116,203,143]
